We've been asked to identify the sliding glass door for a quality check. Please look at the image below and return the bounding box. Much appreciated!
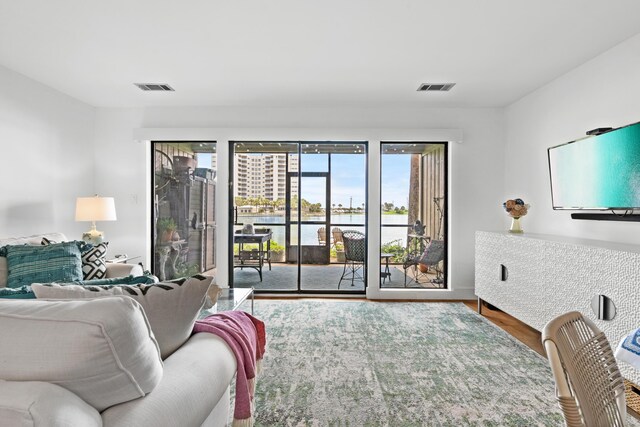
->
[230,142,367,294]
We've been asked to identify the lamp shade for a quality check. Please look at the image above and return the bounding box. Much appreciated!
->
[75,197,117,222]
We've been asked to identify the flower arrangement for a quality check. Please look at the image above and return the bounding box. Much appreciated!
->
[503,198,530,219]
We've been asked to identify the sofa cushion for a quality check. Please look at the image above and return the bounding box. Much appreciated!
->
[2,241,83,288]
[32,274,213,359]
[0,380,102,427]
[0,296,163,411]
[0,233,68,288]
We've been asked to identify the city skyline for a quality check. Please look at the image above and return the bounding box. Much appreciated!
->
[196,151,411,208]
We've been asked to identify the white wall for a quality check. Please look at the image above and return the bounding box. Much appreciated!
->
[0,64,95,239]
[92,108,148,261]
[505,33,640,243]
[94,106,505,297]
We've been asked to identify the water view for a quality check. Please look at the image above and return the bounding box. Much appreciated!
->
[237,213,410,246]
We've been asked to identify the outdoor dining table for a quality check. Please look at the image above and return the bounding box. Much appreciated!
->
[233,230,272,281]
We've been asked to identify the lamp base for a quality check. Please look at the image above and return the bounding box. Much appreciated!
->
[82,228,105,245]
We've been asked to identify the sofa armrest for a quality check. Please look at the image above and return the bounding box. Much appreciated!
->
[102,333,236,427]
[105,262,144,278]
[0,380,102,427]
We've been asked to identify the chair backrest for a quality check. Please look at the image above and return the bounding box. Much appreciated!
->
[332,228,344,244]
[418,240,445,266]
[542,311,626,427]
[317,227,326,244]
[342,230,365,262]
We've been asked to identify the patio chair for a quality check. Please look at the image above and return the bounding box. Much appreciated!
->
[338,230,365,288]
[542,311,626,427]
[317,227,328,246]
[331,227,343,249]
[403,239,444,287]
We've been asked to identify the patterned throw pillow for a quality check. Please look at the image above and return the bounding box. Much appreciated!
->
[81,242,109,280]
[32,274,213,359]
[3,242,83,288]
[40,237,58,245]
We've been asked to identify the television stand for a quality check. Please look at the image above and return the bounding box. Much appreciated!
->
[570,213,640,222]
[475,231,640,388]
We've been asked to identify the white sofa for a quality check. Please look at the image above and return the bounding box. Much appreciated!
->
[0,233,237,427]
[0,297,237,427]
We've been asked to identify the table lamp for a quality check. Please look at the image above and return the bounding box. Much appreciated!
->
[75,196,117,244]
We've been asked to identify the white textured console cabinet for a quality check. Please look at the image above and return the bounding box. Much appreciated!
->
[476,231,640,385]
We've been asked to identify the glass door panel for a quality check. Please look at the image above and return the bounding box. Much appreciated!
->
[380,142,447,289]
[299,175,330,290]
[231,142,297,291]
[152,142,217,281]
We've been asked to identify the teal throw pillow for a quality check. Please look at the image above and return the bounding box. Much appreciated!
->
[40,273,158,288]
[4,242,83,288]
[0,286,36,299]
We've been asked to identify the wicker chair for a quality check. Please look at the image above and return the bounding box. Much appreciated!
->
[331,227,343,250]
[542,311,627,427]
[338,230,365,288]
[317,227,327,245]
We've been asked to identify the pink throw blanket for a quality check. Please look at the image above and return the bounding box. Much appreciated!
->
[194,311,266,427]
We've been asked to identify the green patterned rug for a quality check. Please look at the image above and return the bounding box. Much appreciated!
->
[249,301,566,426]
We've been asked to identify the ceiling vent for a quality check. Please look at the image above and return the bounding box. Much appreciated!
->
[417,83,456,92]
[134,83,174,92]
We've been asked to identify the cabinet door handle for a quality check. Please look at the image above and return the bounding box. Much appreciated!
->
[500,264,508,281]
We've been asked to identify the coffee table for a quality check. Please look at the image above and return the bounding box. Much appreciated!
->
[200,287,254,318]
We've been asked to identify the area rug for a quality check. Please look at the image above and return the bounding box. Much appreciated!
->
[250,301,564,426]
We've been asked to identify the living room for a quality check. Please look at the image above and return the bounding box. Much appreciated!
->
[2,1,640,425]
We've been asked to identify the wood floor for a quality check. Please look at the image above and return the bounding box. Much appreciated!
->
[462,300,545,356]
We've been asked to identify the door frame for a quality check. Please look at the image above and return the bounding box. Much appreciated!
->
[228,141,368,294]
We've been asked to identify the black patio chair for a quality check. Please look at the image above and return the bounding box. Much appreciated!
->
[403,239,445,287]
[338,230,365,288]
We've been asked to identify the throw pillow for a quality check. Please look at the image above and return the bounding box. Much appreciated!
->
[80,242,109,280]
[41,239,109,281]
[3,242,83,288]
[48,274,158,287]
[0,256,7,288]
[31,274,157,292]
[0,286,35,299]
[32,274,213,359]
[40,237,58,245]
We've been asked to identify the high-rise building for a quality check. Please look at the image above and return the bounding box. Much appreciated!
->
[234,153,298,201]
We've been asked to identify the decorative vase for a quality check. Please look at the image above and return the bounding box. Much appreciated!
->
[509,217,523,233]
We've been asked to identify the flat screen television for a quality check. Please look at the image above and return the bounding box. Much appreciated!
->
[548,121,640,210]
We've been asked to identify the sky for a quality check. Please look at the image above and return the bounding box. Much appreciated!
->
[299,153,410,208]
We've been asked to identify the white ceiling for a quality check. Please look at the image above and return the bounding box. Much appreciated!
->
[1,0,639,108]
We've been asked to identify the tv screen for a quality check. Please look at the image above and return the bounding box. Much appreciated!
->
[548,121,640,210]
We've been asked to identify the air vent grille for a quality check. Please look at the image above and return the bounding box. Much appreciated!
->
[134,83,174,92]
[417,83,456,92]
